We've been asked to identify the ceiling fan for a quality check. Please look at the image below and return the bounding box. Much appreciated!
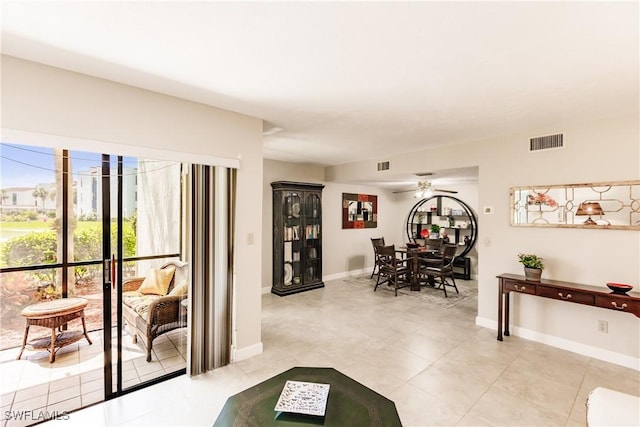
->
[393,180,458,197]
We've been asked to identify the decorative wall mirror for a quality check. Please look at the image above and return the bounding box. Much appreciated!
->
[510,180,640,230]
[342,193,377,229]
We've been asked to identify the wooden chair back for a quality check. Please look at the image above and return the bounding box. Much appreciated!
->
[441,244,458,268]
[425,238,443,251]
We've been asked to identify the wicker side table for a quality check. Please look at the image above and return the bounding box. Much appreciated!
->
[17,297,93,363]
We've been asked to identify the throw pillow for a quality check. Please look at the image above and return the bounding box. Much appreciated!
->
[138,266,176,295]
[168,279,188,297]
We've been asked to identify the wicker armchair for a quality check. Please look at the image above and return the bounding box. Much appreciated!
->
[122,260,188,362]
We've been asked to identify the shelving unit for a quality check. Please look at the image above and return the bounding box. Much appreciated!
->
[271,181,324,296]
[405,195,477,278]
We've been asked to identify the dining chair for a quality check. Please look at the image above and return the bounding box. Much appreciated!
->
[374,244,411,296]
[369,237,386,279]
[425,238,443,253]
[420,244,459,297]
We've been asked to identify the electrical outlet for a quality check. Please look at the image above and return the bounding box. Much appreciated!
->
[598,320,608,333]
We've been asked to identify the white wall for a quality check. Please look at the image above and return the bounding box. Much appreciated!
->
[326,114,640,369]
[322,182,402,279]
[1,55,264,358]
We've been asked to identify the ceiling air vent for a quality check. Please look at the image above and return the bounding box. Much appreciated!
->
[377,161,390,171]
[530,133,564,151]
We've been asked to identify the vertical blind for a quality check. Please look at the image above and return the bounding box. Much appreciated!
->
[186,164,236,375]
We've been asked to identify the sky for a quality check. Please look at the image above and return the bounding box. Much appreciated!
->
[0,143,138,188]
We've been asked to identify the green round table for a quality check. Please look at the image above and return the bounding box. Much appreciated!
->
[213,366,402,427]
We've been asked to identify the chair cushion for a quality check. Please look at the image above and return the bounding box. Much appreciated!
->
[138,267,176,295]
[123,293,161,321]
[168,279,188,297]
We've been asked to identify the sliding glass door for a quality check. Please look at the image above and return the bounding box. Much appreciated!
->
[0,143,185,418]
[103,153,186,395]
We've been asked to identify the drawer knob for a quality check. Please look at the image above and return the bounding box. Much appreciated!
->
[611,302,628,310]
[558,293,572,300]
[515,285,526,292]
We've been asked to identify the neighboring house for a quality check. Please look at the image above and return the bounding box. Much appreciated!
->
[0,186,54,211]
[76,166,138,218]
[2,165,137,220]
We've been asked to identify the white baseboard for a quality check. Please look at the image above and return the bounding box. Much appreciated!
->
[475,316,640,371]
[323,268,370,282]
[262,268,371,294]
[264,266,476,295]
[261,267,370,295]
[475,316,498,331]
[233,342,263,362]
[264,268,474,293]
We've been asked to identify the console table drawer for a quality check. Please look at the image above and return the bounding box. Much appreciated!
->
[595,296,640,315]
[538,285,595,305]
[503,280,536,295]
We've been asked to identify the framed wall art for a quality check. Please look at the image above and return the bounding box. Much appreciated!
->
[342,193,377,229]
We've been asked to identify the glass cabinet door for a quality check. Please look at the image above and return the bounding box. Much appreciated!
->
[282,192,301,287]
[304,193,321,283]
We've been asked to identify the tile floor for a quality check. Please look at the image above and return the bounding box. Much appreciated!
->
[18,276,640,426]
[0,326,186,427]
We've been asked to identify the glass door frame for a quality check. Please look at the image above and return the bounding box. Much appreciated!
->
[101,154,118,397]
[101,154,187,400]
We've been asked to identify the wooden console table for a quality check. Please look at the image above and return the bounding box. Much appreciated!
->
[497,273,640,341]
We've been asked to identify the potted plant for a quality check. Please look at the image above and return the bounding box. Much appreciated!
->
[429,224,441,239]
[517,253,544,281]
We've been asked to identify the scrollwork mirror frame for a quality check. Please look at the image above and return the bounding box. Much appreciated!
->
[510,180,640,230]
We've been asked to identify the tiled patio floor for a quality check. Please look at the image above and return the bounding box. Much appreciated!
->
[0,327,186,427]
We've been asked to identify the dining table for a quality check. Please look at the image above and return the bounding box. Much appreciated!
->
[395,246,441,291]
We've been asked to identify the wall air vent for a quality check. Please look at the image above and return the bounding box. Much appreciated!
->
[530,133,564,151]
[377,161,390,171]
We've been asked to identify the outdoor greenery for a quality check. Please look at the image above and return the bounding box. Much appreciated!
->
[0,220,137,285]
[32,185,49,212]
[0,210,39,222]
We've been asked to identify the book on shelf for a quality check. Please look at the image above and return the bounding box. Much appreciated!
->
[284,242,292,262]
[284,226,301,241]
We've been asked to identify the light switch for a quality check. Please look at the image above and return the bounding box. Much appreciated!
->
[484,237,491,247]
[247,233,254,245]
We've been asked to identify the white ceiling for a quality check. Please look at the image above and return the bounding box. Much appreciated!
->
[1,1,638,186]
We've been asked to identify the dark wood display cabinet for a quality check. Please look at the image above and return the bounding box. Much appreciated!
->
[271,181,325,296]
[405,195,477,279]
